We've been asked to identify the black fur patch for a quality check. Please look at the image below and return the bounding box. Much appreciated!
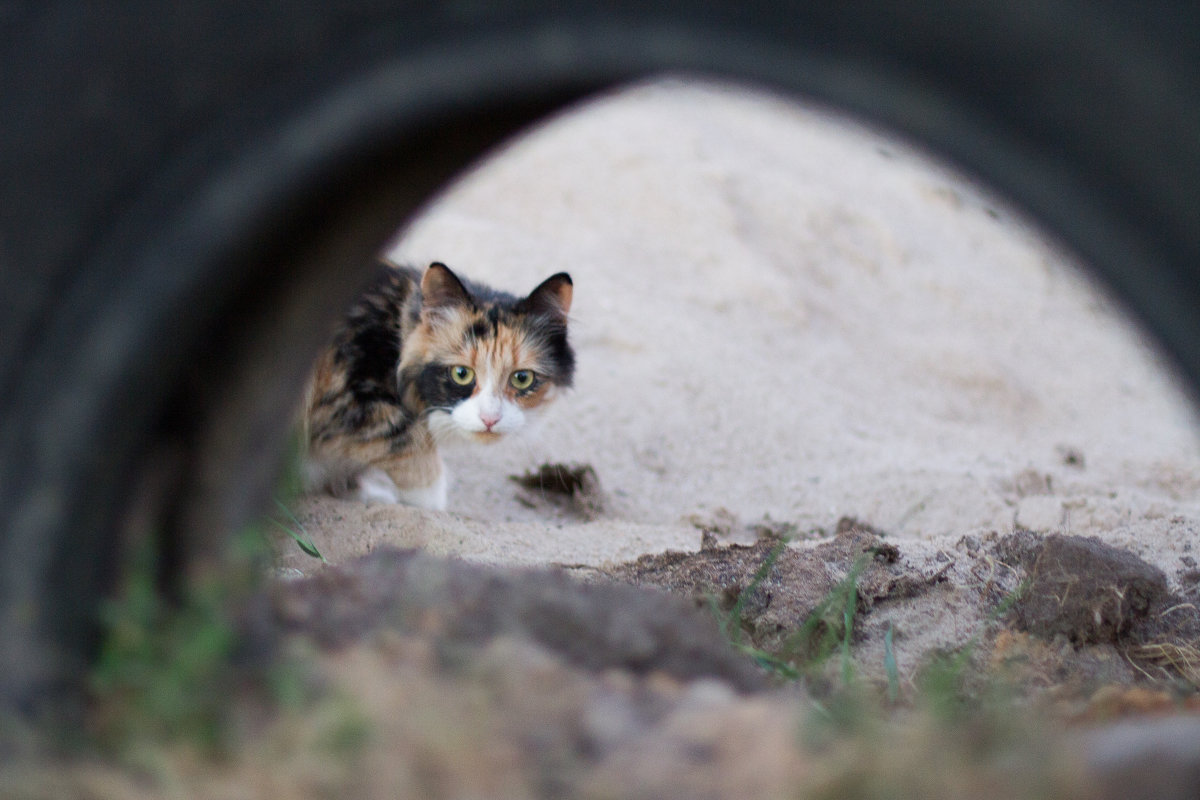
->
[469,319,492,341]
[330,264,415,406]
[413,362,474,410]
[518,316,575,387]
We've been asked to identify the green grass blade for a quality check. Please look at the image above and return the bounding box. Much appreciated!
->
[724,536,790,643]
[840,565,858,685]
[884,622,899,703]
[271,498,325,562]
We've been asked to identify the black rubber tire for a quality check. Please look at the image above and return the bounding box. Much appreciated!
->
[2,1,1198,710]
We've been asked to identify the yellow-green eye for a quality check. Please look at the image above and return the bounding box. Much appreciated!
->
[509,370,535,390]
[449,365,475,385]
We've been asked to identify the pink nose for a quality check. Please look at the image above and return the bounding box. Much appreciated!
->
[480,412,501,430]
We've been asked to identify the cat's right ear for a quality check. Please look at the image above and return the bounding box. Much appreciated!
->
[519,272,573,320]
[420,262,473,313]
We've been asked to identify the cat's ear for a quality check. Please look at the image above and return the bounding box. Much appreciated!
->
[519,273,573,319]
[420,262,473,311]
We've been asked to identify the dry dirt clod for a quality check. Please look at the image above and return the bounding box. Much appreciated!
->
[509,462,606,519]
[1009,534,1170,644]
[271,547,766,692]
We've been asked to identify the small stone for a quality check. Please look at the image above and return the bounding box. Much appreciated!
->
[1056,444,1086,469]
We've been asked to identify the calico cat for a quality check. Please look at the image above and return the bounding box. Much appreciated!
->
[302,260,574,510]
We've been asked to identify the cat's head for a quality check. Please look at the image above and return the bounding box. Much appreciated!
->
[399,262,574,443]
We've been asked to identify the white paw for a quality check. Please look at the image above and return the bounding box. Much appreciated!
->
[394,470,448,511]
[353,467,402,505]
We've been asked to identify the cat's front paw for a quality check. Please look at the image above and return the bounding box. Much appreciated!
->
[353,467,403,505]
[394,470,448,511]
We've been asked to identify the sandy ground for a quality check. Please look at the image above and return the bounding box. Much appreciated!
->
[284,78,1200,588]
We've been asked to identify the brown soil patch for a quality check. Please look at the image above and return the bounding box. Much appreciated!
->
[601,518,950,657]
[509,462,606,520]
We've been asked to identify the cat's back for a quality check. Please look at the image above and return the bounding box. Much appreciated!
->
[342,260,421,343]
[308,261,420,421]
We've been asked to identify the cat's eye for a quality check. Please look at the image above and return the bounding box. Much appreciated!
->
[449,365,475,385]
[509,370,535,390]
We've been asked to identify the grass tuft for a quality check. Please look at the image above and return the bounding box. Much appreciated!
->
[87,437,323,756]
[776,553,870,676]
[89,539,241,753]
[1128,640,1200,688]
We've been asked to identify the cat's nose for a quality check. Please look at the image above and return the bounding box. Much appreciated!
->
[480,412,501,430]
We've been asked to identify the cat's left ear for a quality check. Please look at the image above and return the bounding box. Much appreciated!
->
[519,273,573,319]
